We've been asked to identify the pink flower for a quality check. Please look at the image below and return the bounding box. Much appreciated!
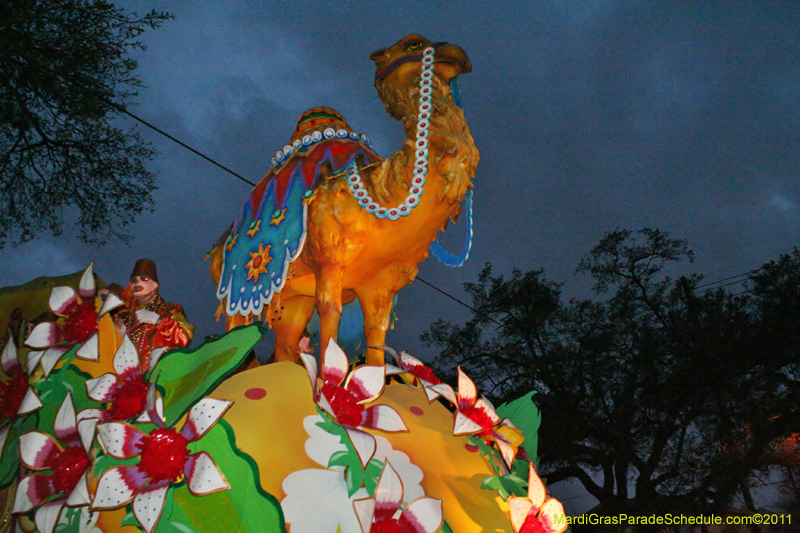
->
[378,346,443,403]
[508,463,567,533]
[353,461,442,533]
[12,393,95,533]
[300,339,408,467]
[432,367,524,469]
[82,336,165,423]
[92,397,231,533]
[0,339,42,455]
[25,263,123,376]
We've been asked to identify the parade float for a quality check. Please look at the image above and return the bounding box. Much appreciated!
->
[0,35,567,533]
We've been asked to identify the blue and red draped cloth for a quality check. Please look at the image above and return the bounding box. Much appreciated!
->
[215,112,382,317]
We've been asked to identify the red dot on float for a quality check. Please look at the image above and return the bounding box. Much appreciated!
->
[410,406,424,416]
[245,388,267,400]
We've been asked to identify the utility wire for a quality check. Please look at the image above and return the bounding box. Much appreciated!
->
[17,51,799,514]
[115,107,256,187]
[19,51,494,317]
[26,54,800,515]
[415,276,504,328]
[15,51,256,187]
[97,90,800,318]
[695,254,800,297]
[17,51,799,322]
[696,278,751,296]
[695,271,752,290]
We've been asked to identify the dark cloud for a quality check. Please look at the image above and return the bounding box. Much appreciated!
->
[3,0,799,366]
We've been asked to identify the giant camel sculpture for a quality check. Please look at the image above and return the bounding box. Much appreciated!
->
[209,34,479,365]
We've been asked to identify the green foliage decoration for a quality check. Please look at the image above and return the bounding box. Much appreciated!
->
[137,420,288,533]
[496,391,541,465]
[316,407,384,498]
[155,323,265,427]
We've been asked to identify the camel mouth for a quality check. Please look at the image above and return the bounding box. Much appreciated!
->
[433,44,472,76]
[373,41,472,83]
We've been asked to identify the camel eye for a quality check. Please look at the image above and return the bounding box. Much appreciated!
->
[407,40,424,51]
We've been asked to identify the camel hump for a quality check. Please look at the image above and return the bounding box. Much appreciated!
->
[291,107,350,143]
[214,107,383,318]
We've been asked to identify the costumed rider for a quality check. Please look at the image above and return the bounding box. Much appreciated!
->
[120,258,194,369]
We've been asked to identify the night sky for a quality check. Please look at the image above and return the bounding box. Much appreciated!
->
[4,2,800,362]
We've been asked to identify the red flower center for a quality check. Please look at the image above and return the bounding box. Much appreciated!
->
[461,405,495,437]
[406,362,440,385]
[321,384,365,427]
[371,518,415,533]
[0,371,29,421]
[61,300,98,345]
[51,446,90,495]
[108,378,149,421]
[520,515,549,533]
[137,428,189,482]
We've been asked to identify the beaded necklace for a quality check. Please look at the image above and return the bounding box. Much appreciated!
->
[344,46,436,220]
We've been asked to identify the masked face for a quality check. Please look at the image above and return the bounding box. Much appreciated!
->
[130,275,159,301]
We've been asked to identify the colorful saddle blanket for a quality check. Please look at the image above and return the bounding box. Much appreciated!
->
[215,109,381,316]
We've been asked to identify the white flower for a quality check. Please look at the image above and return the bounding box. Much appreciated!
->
[281,415,424,533]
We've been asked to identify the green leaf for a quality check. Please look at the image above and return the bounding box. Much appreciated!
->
[345,466,360,497]
[165,419,287,533]
[467,434,492,456]
[340,454,378,498]
[498,474,528,497]
[481,471,527,501]
[156,324,265,427]
[34,363,94,433]
[339,457,385,498]
[497,391,541,465]
[316,407,385,497]
[480,475,503,491]
[363,459,383,496]
[54,507,89,533]
[327,450,352,468]
[0,415,36,488]
[121,510,138,528]
[509,457,530,480]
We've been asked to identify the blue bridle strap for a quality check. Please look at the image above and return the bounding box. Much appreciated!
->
[430,189,473,267]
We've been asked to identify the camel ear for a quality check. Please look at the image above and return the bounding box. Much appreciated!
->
[369,48,387,63]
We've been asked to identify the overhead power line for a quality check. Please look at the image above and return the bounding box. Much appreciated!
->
[91,99,800,318]
[19,51,490,315]
[695,254,800,297]
[14,52,256,187]
[695,272,753,291]
[19,51,798,321]
[414,276,504,328]
[115,106,257,187]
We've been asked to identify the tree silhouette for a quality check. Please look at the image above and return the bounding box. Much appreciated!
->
[423,229,800,523]
[0,0,172,247]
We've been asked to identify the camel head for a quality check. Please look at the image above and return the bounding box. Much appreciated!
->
[371,34,472,121]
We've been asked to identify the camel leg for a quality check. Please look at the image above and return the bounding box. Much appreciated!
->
[271,295,316,363]
[208,244,223,287]
[315,266,345,368]
[355,284,398,366]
